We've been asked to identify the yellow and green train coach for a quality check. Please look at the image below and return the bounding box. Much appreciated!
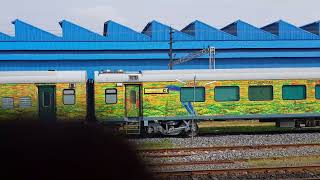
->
[94,68,320,135]
[2,68,320,136]
[0,71,87,122]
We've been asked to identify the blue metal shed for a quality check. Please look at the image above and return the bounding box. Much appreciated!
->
[0,19,320,79]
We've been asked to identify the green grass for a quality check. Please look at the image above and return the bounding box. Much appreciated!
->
[248,156,320,168]
[139,139,175,149]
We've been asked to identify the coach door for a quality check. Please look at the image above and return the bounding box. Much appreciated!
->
[38,86,56,122]
[125,84,141,118]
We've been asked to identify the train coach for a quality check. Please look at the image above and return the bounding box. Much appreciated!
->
[0,71,87,122]
[94,68,320,135]
[1,68,320,136]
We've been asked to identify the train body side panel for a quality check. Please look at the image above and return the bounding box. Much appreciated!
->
[56,83,87,121]
[143,81,189,117]
[0,83,38,120]
[95,82,125,121]
[0,83,86,121]
[142,79,320,119]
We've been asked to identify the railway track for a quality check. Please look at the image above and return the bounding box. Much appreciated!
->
[138,143,320,154]
[154,165,320,177]
[141,143,320,179]
[147,155,320,167]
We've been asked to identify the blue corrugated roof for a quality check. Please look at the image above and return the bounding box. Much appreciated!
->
[104,20,150,41]
[0,19,320,42]
[59,20,106,41]
[182,20,236,40]
[301,21,320,35]
[1,20,320,78]
[13,19,60,41]
[0,32,13,41]
[262,20,319,40]
[142,20,194,41]
[221,20,276,40]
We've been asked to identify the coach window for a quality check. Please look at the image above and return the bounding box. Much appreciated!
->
[63,89,75,105]
[316,85,320,99]
[2,97,14,109]
[282,85,306,100]
[248,86,273,101]
[105,89,117,104]
[180,87,205,102]
[215,86,240,102]
[19,97,32,108]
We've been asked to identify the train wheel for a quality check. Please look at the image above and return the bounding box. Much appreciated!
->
[186,120,199,137]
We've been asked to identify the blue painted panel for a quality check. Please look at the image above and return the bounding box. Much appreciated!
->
[182,21,236,41]
[0,58,319,71]
[104,20,150,41]
[13,19,60,41]
[0,51,319,60]
[301,21,320,35]
[0,32,13,41]
[217,57,320,69]
[222,20,277,40]
[60,20,107,41]
[262,20,319,40]
[2,40,320,50]
[142,20,194,41]
[1,57,320,79]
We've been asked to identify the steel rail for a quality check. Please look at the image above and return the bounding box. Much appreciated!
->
[154,165,320,177]
[138,143,320,153]
[147,155,320,167]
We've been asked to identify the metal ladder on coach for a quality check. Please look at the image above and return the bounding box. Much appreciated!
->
[125,120,141,135]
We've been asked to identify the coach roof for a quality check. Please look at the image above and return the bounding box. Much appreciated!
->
[0,71,86,84]
[95,68,320,82]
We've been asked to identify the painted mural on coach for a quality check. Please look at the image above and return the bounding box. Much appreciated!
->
[2,68,320,136]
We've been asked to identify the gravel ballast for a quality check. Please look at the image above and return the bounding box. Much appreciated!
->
[129,133,320,177]
[130,133,320,148]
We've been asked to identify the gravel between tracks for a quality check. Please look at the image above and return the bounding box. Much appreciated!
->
[130,133,320,175]
[143,146,320,164]
[159,169,320,180]
[129,133,320,148]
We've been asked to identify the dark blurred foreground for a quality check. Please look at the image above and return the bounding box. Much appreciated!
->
[0,120,155,180]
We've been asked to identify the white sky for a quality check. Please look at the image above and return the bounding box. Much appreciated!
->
[0,0,319,35]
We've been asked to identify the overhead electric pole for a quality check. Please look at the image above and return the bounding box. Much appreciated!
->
[168,26,174,70]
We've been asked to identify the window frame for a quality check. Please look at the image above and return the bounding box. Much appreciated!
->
[105,88,118,104]
[248,85,274,101]
[282,85,307,100]
[180,87,206,102]
[19,96,32,108]
[2,97,14,109]
[214,86,240,102]
[63,89,76,105]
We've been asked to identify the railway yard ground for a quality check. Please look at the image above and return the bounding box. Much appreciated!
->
[129,121,320,179]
